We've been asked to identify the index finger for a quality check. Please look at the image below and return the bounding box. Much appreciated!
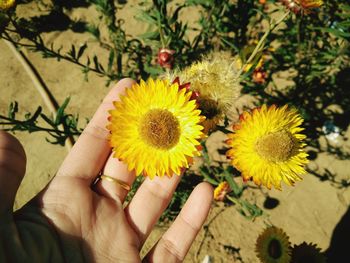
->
[57,78,135,183]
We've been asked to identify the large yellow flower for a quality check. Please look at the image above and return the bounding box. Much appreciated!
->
[107,78,204,178]
[226,105,308,190]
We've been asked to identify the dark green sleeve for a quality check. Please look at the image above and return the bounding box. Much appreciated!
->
[0,206,86,263]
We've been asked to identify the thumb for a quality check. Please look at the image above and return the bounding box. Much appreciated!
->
[0,131,26,216]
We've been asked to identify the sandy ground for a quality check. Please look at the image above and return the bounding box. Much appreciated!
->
[1,1,350,262]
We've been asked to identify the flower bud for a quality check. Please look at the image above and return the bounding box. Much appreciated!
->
[214,181,231,201]
[252,69,267,84]
[278,0,323,15]
[157,48,175,69]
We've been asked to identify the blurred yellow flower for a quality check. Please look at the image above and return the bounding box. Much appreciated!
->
[107,78,204,178]
[256,226,291,263]
[0,0,15,10]
[226,105,308,190]
[213,181,231,201]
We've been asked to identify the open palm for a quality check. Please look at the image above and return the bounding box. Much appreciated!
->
[0,79,213,263]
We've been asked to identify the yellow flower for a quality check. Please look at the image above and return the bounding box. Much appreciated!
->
[170,51,241,132]
[226,105,308,190]
[213,181,231,201]
[0,0,15,10]
[256,226,291,263]
[107,78,204,178]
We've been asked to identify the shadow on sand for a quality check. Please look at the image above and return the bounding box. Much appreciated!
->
[325,206,350,262]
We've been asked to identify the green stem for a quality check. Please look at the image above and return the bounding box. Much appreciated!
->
[297,16,302,52]
[158,18,166,48]
[5,17,116,79]
[3,34,76,150]
[223,169,242,197]
[0,118,81,136]
[235,10,291,79]
[203,173,219,186]
[226,195,240,205]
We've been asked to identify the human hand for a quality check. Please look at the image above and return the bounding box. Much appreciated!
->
[0,78,213,263]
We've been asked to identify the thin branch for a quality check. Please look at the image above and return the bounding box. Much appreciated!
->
[0,117,81,136]
[3,36,75,150]
[234,10,291,79]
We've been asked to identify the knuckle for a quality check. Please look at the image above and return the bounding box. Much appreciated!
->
[82,123,110,141]
[146,182,173,203]
[160,238,184,262]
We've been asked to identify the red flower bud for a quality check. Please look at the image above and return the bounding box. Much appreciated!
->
[157,48,175,69]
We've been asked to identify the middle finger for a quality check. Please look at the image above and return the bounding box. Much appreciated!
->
[124,174,182,246]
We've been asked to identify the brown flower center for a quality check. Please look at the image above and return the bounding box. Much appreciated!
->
[198,97,220,119]
[139,109,180,150]
[268,239,282,259]
[255,130,297,162]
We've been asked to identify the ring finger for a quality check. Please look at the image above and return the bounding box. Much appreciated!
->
[95,153,136,202]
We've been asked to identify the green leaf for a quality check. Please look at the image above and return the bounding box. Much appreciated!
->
[69,45,76,60]
[199,166,219,185]
[223,169,242,197]
[138,30,160,40]
[40,113,55,127]
[107,49,115,73]
[26,107,42,124]
[312,26,350,39]
[55,97,70,126]
[77,44,88,61]
[136,11,158,24]
[8,101,18,119]
[86,23,100,39]
[186,0,212,6]
[238,200,263,220]
[340,3,350,12]
[93,55,104,72]
[143,64,164,76]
